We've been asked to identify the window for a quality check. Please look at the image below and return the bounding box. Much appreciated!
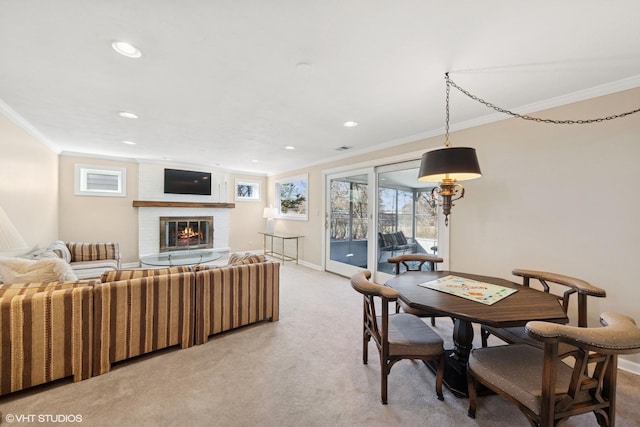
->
[74,164,126,197]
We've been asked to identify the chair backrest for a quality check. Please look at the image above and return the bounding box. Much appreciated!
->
[525,312,640,423]
[387,254,444,275]
[512,269,606,327]
[350,270,398,345]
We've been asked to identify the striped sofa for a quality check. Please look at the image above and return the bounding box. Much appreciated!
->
[0,282,94,396]
[0,258,280,395]
[21,241,121,280]
[64,241,121,280]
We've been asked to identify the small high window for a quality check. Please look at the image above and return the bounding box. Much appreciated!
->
[74,164,126,197]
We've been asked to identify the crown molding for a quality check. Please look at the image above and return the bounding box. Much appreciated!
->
[0,97,61,153]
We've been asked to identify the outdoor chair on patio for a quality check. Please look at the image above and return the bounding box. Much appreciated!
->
[467,312,640,426]
[388,254,445,326]
[350,270,445,404]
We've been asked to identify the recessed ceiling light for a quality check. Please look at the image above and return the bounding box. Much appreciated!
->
[112,41,142,58]
[118,111,138,119]
[296,62,313,72]
[122,140,136,145]
[284,146,295,150]
[343,121,358,128]
[251,159,259,163]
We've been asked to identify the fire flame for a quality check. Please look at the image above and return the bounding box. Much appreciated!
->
[179,227,201,240]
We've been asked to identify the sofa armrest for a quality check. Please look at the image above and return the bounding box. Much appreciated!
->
[0,285,93,395]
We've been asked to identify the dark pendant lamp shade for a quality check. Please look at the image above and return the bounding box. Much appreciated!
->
[418,147,482,182]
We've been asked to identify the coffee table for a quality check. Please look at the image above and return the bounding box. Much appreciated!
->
[140,249,221,267]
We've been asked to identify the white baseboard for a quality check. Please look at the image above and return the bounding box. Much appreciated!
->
[298,259,322,270]
[618,357,640,376]
[122,262,140,269]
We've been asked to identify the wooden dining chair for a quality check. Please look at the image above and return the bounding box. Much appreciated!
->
[350,270,445,404]
[387,254,445,326]
[480,269,606,356]
[468,312,640,427]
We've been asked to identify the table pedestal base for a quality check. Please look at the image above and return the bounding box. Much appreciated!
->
[425,350,468,398]
[425,350,492,398]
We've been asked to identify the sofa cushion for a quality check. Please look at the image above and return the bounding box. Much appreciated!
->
[0,257,78,284]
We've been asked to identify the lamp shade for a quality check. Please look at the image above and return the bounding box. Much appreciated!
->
[262,207,278,219]
[0,206,28,252]
[418,147,482,182]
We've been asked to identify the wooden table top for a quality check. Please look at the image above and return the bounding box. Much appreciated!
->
[386,270,568,328]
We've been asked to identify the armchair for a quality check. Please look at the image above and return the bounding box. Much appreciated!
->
[468,312,640,426]
[350,270,445,404]
[480,269,606,356]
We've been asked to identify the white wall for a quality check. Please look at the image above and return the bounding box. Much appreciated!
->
[0,112,58,252]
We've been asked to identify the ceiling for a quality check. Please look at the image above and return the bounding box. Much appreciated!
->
[1,1,639,175]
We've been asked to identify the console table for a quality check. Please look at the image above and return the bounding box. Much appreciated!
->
[258,232,303,264]
[140,249,221,267]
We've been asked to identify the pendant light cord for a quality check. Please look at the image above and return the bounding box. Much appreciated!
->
[444,73,451,147]
[445,74,640,124]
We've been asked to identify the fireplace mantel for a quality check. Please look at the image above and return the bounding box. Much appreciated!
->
[133,201,235,208]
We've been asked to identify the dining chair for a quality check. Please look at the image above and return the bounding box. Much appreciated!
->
[480,269,606,356]
[387,254,445,326]
[467,312,640,427]
[350,270,445,404]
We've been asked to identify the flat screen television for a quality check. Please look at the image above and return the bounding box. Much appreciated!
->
[164,168,212,195]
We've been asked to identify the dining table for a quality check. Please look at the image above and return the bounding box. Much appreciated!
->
[385,270,569,398]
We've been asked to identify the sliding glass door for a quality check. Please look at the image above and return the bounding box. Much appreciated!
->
[376,160,441,283]
[325,169,373,277]
[324,161,446,281]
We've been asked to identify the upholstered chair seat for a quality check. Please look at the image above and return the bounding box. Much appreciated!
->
[468,312,640,426]
[380,313,444,357]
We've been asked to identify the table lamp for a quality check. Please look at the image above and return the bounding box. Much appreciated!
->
[263,206,277,234]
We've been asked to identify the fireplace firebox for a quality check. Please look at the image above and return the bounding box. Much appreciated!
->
[159,216,214,252]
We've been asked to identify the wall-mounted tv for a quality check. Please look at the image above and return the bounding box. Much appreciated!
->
[164,168,212,195]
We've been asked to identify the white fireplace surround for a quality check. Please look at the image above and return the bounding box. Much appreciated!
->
[137,162,231,257]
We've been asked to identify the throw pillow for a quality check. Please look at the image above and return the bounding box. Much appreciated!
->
[0,257,78,284]
[49,240,72,263]
[227,252,266,265]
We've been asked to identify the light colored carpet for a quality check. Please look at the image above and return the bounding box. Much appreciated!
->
[2,263,640,426]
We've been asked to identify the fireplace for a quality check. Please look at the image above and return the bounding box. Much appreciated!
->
[159,216,214,252]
